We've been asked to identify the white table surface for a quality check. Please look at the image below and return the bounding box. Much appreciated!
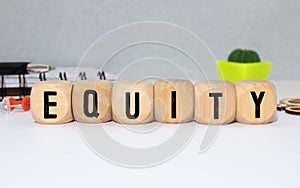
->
[1,80,300,188]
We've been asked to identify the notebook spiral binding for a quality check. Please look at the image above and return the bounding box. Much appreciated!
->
[39,72,47,81]
[59,72,68,81]
[0,64,115,101]
[79,72,87,80]
[97,71,106,80]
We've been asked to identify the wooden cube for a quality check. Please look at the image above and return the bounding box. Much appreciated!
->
[235,80,277,124]
[194,80,236,125]
[30,80,73,124]
[72,80,112,123]
[112,80,153,124]
[154,80,194,123]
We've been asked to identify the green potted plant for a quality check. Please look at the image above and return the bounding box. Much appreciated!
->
[217,49,271,83]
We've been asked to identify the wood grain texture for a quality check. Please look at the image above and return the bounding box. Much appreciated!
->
[112,80,153,124]
[154,80,194,123]
[30,80,73,124]
[72,80,112,123]
[235,80,277,124]
[194,80,236,125]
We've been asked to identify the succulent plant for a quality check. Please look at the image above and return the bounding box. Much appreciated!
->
[228,49,261,63]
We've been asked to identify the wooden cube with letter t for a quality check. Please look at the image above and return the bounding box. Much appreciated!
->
[154,80,194,123]
[72,80,112,123]
[112,80,153,124]
[235,80,277,124]
[194,80,236,125]
[30,81,73,124]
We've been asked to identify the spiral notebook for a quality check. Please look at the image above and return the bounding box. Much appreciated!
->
[0,62,117,100]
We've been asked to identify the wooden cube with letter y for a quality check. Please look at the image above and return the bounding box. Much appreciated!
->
[235,80,277,124]
[72,80,112,123]
[112,80,153,124]
[30,80,73,124]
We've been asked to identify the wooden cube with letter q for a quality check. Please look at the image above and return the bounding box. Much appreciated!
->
[72,80,112,123]
[235,80,277,124]
[30,80,73,124]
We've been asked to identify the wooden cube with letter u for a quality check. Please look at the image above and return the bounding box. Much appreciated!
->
[72,80,113,123]
[235,80,277,124]
[154,80,194,123]
[30,80,73,124]
[112,80,153,124]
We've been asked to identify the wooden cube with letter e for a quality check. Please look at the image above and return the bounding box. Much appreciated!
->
[30,80,73,124]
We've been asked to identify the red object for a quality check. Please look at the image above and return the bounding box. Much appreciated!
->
[8,96,31,111]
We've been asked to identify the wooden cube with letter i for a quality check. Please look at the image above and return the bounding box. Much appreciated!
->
[30,80,73,124]
[154,80,194,123]
[235,80,277,124]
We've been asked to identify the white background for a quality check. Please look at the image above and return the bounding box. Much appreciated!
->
[1,81,300,187]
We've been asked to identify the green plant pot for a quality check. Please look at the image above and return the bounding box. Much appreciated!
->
[217,61,271,83]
